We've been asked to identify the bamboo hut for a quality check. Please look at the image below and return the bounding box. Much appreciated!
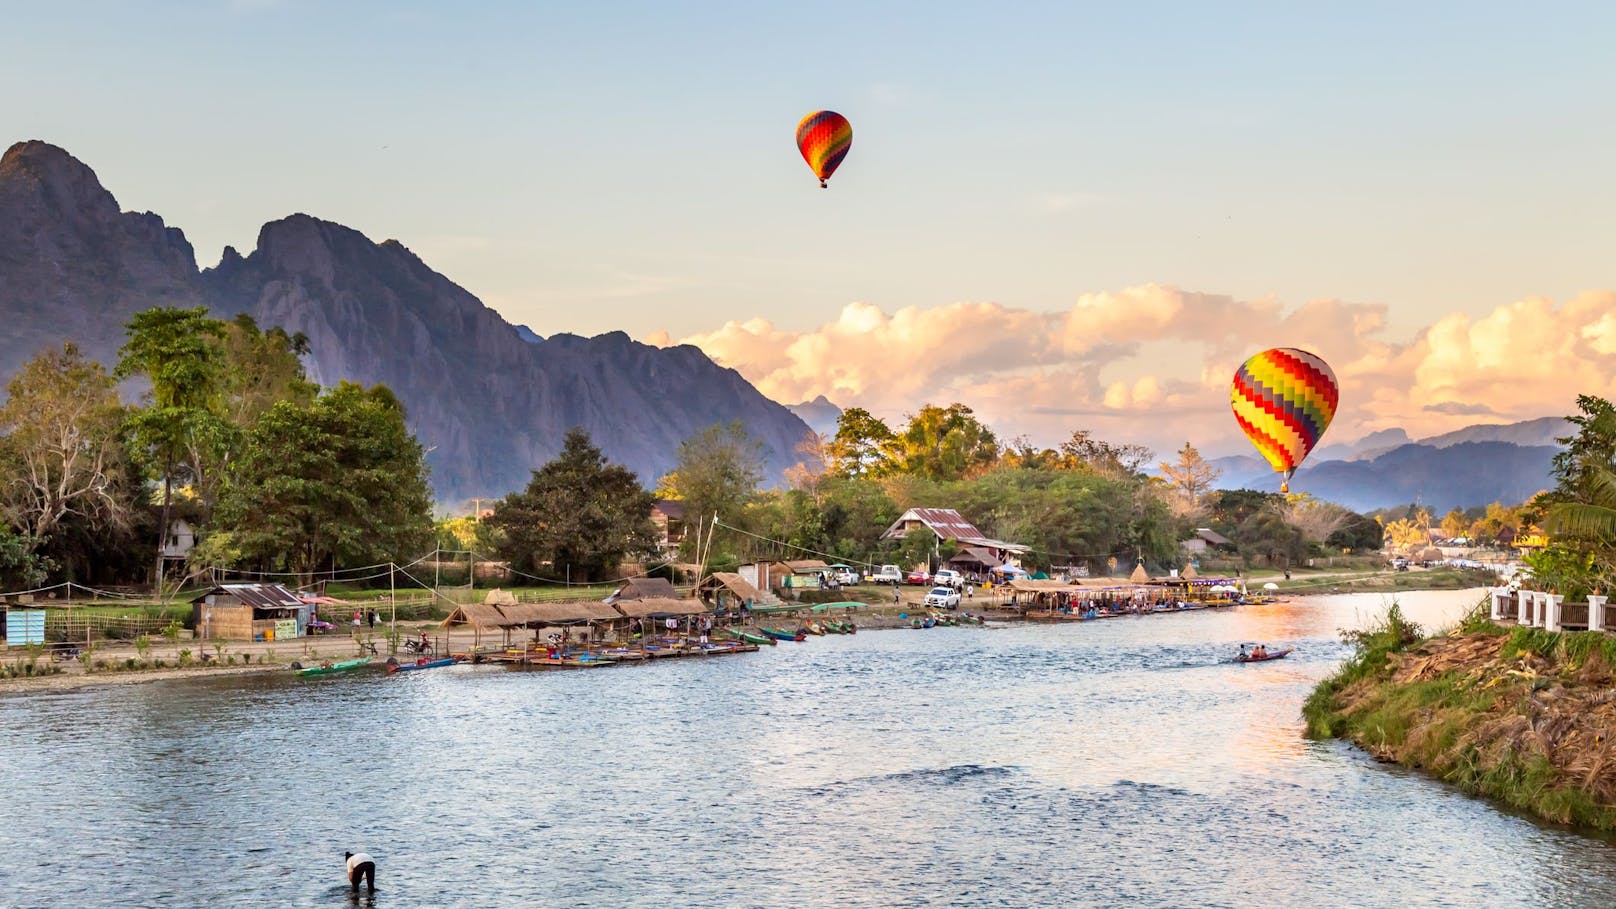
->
[606,577,678,602]
[1129,562,1150,584]
[441,601,517,649]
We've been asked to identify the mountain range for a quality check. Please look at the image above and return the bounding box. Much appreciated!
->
[0,140,815,503]
[1206,419,1567,512]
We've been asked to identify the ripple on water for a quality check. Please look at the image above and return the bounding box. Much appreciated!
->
[3,589,1613,909]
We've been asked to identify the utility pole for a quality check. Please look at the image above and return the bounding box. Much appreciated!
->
[433,545,440,592]
[389,562,397,649]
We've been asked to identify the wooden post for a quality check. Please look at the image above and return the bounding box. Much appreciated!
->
[389,562,397,653]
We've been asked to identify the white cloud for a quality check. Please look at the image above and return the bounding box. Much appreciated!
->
[655,285,1616,459]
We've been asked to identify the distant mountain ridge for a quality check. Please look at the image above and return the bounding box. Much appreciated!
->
[1204,416,1565,511]
[0,140,815,502]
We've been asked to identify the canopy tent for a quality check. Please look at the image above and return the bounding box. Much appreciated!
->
[990,563,1029,577]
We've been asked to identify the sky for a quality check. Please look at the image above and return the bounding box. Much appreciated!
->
[4,1,1615,458]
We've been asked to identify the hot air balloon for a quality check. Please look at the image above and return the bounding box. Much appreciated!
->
[796,110,852,188]
[1230,348,1339,493]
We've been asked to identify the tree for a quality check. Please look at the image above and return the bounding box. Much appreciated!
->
[485,429,656,581]
[1058,430,1152,478]
[888,403,999,481]
[115,306,227,587]
[212,382,433,584]
[0,525,50,589]
[218,314,318,428]
[1326,512,1384,552]
[0,343,130,545]
[1158,442,1220,514]
[1278,495,1352,545]
[1235,509,1306,569]
[1532,395,1616,594]
[658,421,765,558]
[824,407,895,478]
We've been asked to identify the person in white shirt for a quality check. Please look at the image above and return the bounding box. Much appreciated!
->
[344,851,376,893]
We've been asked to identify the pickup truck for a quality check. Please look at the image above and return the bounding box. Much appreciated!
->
[869,564,903,584]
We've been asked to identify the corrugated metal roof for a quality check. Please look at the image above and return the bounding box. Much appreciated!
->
[783,560,829,572]
[191,583,305,610]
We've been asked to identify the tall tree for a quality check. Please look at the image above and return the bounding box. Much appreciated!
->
[824,407,895,478]
[889,403,999,481]
[658,421,765,558]
[1058,430,1153,478]
[213,382,433,584]
[0,342,130,545]
[1158,442,1220,514]
[486,429,656,581]
[1532,395,1616,594]
[218,314,318,428]
[115,306,227,588]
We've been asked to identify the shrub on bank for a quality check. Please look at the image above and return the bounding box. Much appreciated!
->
[1305,599,1616,830]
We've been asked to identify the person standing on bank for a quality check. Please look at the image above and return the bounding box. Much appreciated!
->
[344,851,376,893]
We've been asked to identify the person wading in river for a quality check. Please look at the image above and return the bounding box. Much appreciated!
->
[344,851,376,893]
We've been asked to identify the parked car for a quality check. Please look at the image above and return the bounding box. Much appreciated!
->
[932,569,964,589]
[1391,558,1409,572]
[831,567,860,585]
[906,569,932,585]
[924,586,962,609]
[870,564,903,585]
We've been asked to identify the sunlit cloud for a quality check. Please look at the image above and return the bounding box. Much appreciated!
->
[654,285,1616,458]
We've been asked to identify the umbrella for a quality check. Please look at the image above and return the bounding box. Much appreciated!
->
[1263,582,1279,591]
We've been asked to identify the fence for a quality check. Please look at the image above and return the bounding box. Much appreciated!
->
[1490,588,1613,633]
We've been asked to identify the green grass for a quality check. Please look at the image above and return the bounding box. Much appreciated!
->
[1305,603,1616,831]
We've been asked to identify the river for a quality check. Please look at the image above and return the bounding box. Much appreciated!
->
[3,588,1614,908]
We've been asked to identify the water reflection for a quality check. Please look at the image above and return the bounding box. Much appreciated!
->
[3,588,1612,908]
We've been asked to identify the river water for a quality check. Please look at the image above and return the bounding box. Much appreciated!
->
[3,589,1614,908]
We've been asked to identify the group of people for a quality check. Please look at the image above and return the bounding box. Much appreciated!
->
[1238,643,1272,660]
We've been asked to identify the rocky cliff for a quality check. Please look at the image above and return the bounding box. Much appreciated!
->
[0,141,815,502]
[0,140,205,383]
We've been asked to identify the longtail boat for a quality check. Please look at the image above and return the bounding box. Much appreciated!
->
[293,658,371,676]
[725,628,776,646]
[386,657,458,674]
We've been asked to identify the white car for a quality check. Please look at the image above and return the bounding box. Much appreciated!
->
[924,586,962,609]
[933,569,964,589]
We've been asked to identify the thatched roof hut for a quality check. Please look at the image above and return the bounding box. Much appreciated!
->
[1129,562,1150,583]
[698,572,775,607]
[614,597,711,618]
[442,603,513,629]
[482,588,520,608]
[1181,564,1198,579]
[608,577,678,602]
[530,602,623,625]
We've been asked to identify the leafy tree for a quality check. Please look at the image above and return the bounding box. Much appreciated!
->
[218,314,318,427]
[1203,489,1281,533]
[213,382,433,584]
[658,421,765,558]
[1058,430,1152,478]
[485,429,656,581]
[0,525,50,589]
[1235,509,1306,569]
[824,407,895,479]
[888,403,999,481]
[0,342,130,545]
[1158,442,1219,513]
[1439,508,1470,541]
[1278,495,1353,545]
[1531,395,1616,593]
[1326,512,1384,552]
[115,306,227,587]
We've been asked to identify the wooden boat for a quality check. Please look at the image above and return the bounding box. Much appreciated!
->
[1235,648,1293,663]
[725,628,775,646]
[762,627,807,642]
[293,657,371,676]
[804,622,827,635]
[386,657,458,674]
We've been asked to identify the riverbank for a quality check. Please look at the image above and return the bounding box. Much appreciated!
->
[1304,605,1616,831]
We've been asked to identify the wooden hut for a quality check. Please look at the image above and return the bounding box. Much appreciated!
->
[191,583,308,641]
[606,577,678,603]
[1129,561,1150,583]
[697,572,775,610]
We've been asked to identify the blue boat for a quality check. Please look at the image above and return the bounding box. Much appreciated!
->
[386,656,459,674]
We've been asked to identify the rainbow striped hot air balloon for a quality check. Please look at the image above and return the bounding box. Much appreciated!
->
[1230,348,1339,493]
[796,110,852,188]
